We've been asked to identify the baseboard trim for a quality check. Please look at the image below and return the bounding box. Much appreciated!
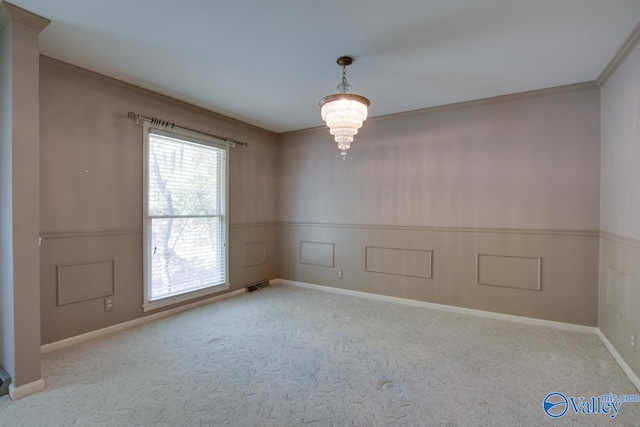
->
[41,288,246,353]
[273,279,597,334]
[9,379,46,400]
[274,279,640,392]
[597,329,640,393]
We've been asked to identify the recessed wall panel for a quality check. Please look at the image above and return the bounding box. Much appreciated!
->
[243,241,266,268]
[476,254,541,291]
[56,259,115,306]
[606,266,627,319]
[365,247,433,279]
[300,241,335,268]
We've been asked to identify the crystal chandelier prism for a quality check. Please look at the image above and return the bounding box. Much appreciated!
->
[319,56,370,159]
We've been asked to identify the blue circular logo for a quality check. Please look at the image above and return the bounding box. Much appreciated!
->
[543,392,568,418]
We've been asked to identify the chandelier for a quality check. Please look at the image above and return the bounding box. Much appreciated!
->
[319,56,370,159]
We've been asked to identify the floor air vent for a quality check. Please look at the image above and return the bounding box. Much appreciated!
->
[246,280,270,293]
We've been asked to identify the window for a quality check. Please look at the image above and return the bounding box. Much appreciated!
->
[143,127,229,311]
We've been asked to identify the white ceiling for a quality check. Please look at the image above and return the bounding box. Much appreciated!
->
[10,0,640,133]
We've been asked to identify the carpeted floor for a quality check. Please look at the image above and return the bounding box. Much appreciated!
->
[0,284,638,426]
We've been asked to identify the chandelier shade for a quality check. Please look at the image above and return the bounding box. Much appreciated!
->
[319,57,370,158]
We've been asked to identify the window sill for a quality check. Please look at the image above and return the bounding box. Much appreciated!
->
[142,283,230,312]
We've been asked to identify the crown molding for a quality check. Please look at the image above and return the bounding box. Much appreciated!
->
[39,55,277,138]
[280,81,599,138]
[0,1,50,33]
[597,19,640,86]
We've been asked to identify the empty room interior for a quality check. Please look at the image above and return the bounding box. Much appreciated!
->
[1,0,640,425]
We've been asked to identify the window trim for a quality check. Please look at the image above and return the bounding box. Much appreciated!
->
[142,124,230,312]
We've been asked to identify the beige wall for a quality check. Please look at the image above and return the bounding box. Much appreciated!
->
[0,12,15,384]
[600,42,640,242]
[278,86,601,325]
[39,58,278,344]
[280,225,599,325]
[280,87,601,229]
[9,18,42,388]
[2,0,635,396]
[0,2,47,391]
[599,39,640,378]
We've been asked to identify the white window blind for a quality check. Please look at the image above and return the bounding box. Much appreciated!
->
[144,129,228,309]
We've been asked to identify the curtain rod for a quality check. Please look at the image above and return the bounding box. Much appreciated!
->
[127,111,249,147]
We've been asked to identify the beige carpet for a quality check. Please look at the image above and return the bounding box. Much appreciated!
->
[0,284,638,426]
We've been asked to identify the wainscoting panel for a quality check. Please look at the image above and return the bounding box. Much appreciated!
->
[476,254,541,291]
[41,224,278,344]
[57,259,115,306]
[606,265,627,319]
[365,247,433,279]
[243,241,266,268]
[279,223,599,326]
[40,231,143,344]
[599,234,640,381]
[229,224,278,288]
[300,241,335,268]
